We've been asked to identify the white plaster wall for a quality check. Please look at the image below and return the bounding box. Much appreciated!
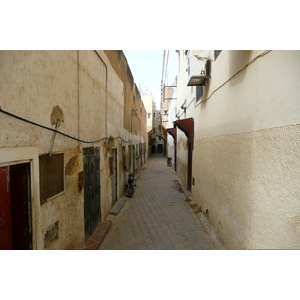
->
[166,94,177,160]
[194,50,300,138]
[175,51,198,186]
[191,50,300,249]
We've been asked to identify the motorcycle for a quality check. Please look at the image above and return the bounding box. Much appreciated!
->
[125,167,137,198]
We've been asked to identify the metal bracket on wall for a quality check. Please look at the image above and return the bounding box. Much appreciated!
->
[49,120,61,157]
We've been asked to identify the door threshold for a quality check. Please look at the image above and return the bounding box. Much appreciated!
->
[83,220,112,250]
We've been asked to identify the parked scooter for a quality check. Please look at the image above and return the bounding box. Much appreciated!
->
[124,167,137,198]
[167,157,172,167]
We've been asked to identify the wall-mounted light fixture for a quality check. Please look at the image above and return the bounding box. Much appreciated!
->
[187,59,211,86]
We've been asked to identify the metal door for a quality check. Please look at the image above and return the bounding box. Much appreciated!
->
[111,149,117,206]
[83,147,101,241]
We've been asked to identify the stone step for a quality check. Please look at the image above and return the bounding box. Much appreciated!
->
[83,220,112,250]
[109,197,127,215]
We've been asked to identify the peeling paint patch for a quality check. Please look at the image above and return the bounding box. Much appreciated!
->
[65,155,77,175]
[51,105,64,125]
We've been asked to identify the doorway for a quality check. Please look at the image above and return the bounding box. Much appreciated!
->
[111,148,118,206]
[187,140,193,192]
[0,163,32,250]
[151,145,156,154]
[157,144,163,154]
[83,147,101,242]
[132,145,136,171]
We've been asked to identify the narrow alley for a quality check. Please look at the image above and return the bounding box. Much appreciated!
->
[98,156,225,250]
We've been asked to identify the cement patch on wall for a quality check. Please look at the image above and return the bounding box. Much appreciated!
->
[192,123,300,249]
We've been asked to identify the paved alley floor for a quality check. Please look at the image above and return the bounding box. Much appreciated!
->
[98,156,225,250]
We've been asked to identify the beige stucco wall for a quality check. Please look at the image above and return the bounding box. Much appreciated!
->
[0,51,84,249]
[191,50,300,249]
[193,124,300,249]
[0,50,145,249]
[142,94,154,132]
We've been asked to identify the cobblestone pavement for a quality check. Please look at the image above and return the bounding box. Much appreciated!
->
[98,155,225,250]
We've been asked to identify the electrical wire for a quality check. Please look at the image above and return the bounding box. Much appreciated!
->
[0,107,131,144]
[202,50,271,103]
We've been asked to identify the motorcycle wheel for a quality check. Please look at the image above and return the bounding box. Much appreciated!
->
[125,185,134,197]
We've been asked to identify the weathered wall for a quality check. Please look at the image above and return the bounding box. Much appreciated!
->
[0,51,83,249]
[0,50,146,249]
[104,50,148,169]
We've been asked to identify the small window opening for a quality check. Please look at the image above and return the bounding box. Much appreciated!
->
[39,153,64,204]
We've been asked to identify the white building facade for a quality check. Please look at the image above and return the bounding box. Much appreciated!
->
[170,50,300,249]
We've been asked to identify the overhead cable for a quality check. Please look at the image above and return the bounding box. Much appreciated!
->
[202,50,272,103]
[0,107,131,144]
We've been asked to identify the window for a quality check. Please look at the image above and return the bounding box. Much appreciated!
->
[39,153,64,204]
[148,113,151,119]
[214,50,222,60]
[196,85,203,103]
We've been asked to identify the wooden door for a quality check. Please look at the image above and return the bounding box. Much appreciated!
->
[83,147,101,241]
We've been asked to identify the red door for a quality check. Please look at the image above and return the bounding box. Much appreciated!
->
[10,163,32,250]
[0,166,13,250]
[0,163,32,250]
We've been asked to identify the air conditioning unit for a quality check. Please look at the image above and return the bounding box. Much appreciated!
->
[187,52,211,86]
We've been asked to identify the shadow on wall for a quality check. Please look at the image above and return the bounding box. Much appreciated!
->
[229,50,253,87]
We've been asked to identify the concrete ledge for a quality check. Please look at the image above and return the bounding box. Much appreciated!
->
[83,220,112,250]
[109,197,126,215]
